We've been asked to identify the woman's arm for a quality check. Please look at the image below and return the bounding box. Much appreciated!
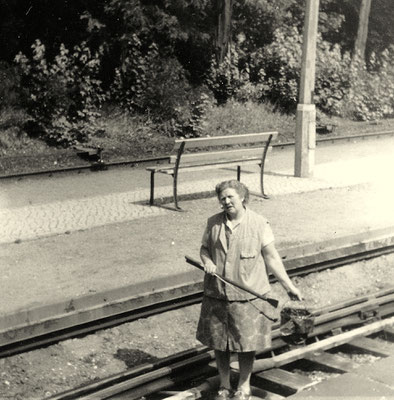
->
[262,242,303,300]
[200,245,217,274]
[200,226,217,275]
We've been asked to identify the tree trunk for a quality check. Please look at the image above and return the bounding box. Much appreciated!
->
[354,0,372,60]
[215,0,233,63]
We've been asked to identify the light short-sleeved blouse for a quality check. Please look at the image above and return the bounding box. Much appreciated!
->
[201,208,274,301]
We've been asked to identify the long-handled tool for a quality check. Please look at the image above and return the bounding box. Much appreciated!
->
[185,255,279,308]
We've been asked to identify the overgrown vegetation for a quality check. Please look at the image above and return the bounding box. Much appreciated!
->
[0,0,393,156]
[14,40,106,146]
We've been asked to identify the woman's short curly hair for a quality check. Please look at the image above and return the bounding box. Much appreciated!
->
[215,180,250,204]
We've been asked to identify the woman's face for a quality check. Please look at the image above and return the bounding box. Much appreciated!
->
[219,188,244,218]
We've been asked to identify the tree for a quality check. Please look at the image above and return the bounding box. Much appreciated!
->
[215,0,233,63]
[368,0,394,57]
[354,0,372,59]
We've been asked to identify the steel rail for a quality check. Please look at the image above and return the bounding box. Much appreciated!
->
[274,129,394,148]
[48,288,394,400]
[1,227,394,357]
[96,312,394,399]
[1,130,393,180]
[0,292,203,358]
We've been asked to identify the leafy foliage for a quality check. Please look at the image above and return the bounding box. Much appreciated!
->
[104,0,216,137]
[254,27,302,110]
[343,48,394,120]
[314,41,353,116]
[206,46,251,105]
[172,91,216,138]
[245,26,389,120]
[1,0,394,148]
[0,62,24,108]
[15,40,105,146]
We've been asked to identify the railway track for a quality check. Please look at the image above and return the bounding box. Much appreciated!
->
[1,129,394,180]
[48,288,394,400]
[2,130,394,398]
[1,228,394,358]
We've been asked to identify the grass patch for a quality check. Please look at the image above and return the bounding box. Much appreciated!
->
[203,101,296,142]
[88,106,174,160]
[0,102,393,175]
[0,108,49,156]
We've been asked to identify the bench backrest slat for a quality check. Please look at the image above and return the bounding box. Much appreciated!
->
[169,147,267,164]
[173,132,277,150]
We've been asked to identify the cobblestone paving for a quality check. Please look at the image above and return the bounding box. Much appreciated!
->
[0,191,167,243]
[1,152,393,245]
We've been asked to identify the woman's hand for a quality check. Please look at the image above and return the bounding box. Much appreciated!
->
[204,262,217,275]
[287,287,303,301]
[262,243,304,301]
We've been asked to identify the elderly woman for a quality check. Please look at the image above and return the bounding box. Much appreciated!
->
[196,180,302,400]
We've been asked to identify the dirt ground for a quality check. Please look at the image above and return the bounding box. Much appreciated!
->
[0,254,393,400]
[1,182,394,399]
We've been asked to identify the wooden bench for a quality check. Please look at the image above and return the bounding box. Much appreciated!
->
[146,131,278,210]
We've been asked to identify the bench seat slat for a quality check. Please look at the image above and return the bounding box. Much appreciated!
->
[173,132,277,150]
[147,158,263,174]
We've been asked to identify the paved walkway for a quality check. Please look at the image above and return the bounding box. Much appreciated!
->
[1,136,394,245]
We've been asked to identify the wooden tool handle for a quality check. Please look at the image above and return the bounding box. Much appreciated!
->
[186,255,279,308]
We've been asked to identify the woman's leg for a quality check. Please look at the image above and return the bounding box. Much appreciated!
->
[237,351,255,394]
[214,349,231,389]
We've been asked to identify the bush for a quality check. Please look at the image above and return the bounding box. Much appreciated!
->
[342,48,394,121]
[251,27,302,111]
[206,46,250,105]
[15,40,106,147]
[0,62,25,109]
[110,35,158,113]
[253,27,353,113]
[246,27,394,121]
[172,90,216,138]
[110,34,216,138]
[314,42,353,116]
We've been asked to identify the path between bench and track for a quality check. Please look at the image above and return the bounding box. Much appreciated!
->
[1,137,394,245]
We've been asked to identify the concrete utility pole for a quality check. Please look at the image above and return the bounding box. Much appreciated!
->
[294,0,320,178]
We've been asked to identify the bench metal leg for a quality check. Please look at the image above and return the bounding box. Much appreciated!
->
[150,171,155,206]
[259,161,269,199]
[260,135,272,199]
[260,163,269,199]
[172,174,182,211]
[172,142,185,211]
[237,166,241,181]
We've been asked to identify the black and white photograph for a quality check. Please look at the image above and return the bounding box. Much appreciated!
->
[0,0,394,399]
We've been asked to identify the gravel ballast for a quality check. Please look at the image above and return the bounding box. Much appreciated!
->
[1,252,393,399]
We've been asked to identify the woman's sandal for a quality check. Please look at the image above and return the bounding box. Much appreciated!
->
[214,387,232,400]
[232,390,252,400]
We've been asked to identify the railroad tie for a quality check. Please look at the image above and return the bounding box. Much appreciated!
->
[346,336,393,357]
[249,385,285,400]
[252,368,315,396]
[382,325,394,342]
[303,351,355,373]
